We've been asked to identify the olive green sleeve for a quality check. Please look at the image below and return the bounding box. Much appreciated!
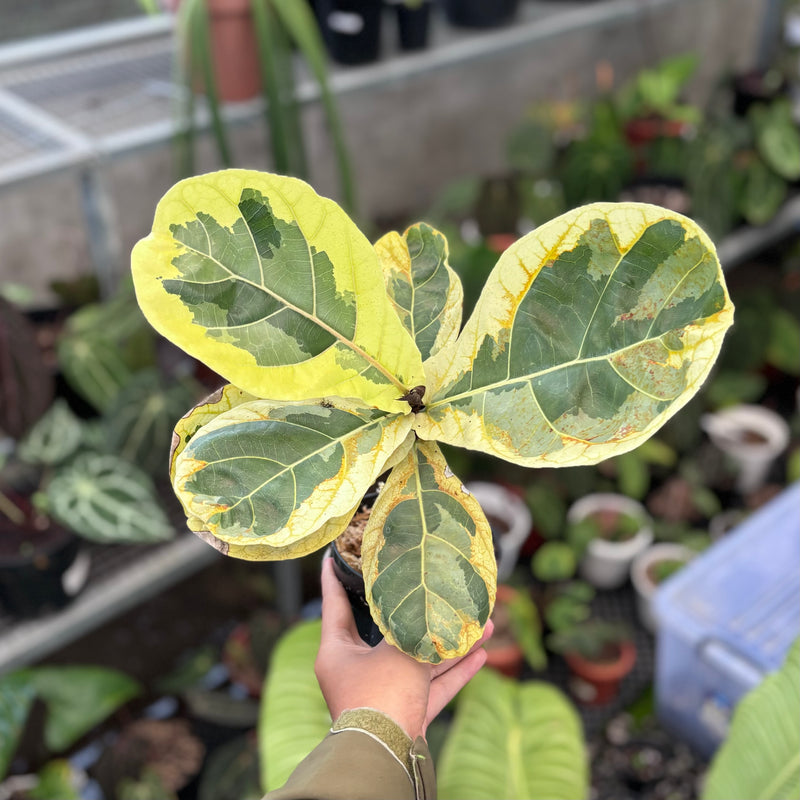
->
[262,708,436,800]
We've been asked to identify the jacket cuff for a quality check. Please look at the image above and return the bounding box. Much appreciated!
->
[331,708,414,776]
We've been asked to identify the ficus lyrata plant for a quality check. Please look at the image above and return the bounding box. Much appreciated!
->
[132,169,733,663]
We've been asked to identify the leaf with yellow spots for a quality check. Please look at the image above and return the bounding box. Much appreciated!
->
[416,203,733,466]
[361,440,496,664]
[171,395,413,556]
[375,223,463,362]
[132,170,424,414]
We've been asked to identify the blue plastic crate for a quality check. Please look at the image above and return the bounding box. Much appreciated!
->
[652,481,800,758]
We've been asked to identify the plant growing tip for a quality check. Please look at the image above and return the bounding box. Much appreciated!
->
[131,168,734,663]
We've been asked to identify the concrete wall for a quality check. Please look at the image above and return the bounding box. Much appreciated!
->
[0,0,771,306]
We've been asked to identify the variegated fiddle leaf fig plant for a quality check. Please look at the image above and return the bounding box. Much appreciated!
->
[131,169,733,663]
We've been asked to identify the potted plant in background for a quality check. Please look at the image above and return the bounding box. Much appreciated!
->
[630,542,695,632]
[483,583,546,678]
[566,493,654,590]
[173,0,356,214]
[0,283,198,618]
[547,618,636,706]
[701,404,791,495]
[130,167,733,665]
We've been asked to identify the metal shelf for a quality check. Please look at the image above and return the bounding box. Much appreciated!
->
[0,533,221,672]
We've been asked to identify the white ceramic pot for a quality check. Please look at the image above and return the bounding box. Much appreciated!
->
[631,543,695,633]
[567,493,653,590]
[701,404,790,494]
[465,481,532,582]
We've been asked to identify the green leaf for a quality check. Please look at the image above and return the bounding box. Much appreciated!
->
[702,638,800,800]
[753,100,800,180]
[172,395,413,560]
[767,308,800,376]
[56,333,133,414]
[104,369,201,476]
[438,669,588,800]
[531,541,576,582]
[46,453,174,544]
[23,666,140,753]
[506,591,547,672]
[0,671,36,780]
[739,159,786,226]
[362,440,496,663]
[28,759,81,800]
[259,620,330,792]
[375,223,463,362]
[18,399,84,467]
[418,203,733,468]
[131,171,424,413]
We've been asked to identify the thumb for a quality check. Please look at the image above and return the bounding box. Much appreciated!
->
[320,556,360,644]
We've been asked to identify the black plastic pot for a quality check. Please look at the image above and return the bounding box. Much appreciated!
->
[440,0,519,28]
[395,1,431,51]
[329,488,384,646]
[330,540,384,647]
[0,523,80,618]
[316,0,383,65]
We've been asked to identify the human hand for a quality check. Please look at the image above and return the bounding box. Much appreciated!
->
[315,557,493,741]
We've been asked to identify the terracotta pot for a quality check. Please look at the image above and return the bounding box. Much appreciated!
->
[564,639,636,705]
[201,0,261,103]
[484,584,525,678]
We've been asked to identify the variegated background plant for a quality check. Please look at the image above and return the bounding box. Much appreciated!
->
[132,169,733,663]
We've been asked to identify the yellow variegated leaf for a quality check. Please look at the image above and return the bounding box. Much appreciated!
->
[170,383,257,482]
[416,203,733,466]
[362,440,496,663]
[132,170,424,413]
[172,396,414,558]
[375,223,463,362]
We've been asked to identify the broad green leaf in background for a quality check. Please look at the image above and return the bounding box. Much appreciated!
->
[259,620,330,792]
[0,671,36,780]
[362,440,496,663]
[18,398,84,467]
[438,669,588,800]
[172,396,413,558]
[375,223,463,362]
[702,638,800,800]
[22,666,140,753]
[45,453,174,544]
[132,171,424,413]
[417,203,733,467]
[56,334,133,414]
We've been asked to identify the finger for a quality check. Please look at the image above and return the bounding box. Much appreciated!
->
[430,619,494,679]
[319,557,360,644]
[426,648,487,724]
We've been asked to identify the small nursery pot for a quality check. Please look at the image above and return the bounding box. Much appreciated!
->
[465,481,532,581]
[316,0,383,65]
[0,504,86,618]
[630,543,695,633]
[568,493,653,590]
[564,639,636,706]
[328,486,384,646]
[701,404,790,495]
[329,542,384,646]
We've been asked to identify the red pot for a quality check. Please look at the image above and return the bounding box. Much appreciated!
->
[564,639,636,706]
